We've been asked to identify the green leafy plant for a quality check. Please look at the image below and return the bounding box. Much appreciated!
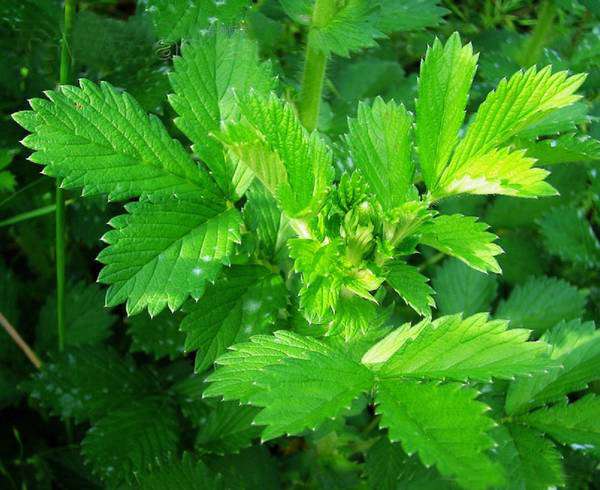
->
[2,1,600,488]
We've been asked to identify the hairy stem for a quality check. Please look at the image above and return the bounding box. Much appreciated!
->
[297,0,336,132]
[56,0,77,352]
[520,1,556,67]
[0,313,42,369]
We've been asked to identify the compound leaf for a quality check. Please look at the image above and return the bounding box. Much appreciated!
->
[218,92,333,217]
[346,97,414,210]
[13,80,218,202]
[376,380,502,490]
[97,197,242,316]
[181,265,287,373]
[205,331,374,441]
[386,261,435,317]
[169,29,274,199]
[419,214,502,273]
[378,313,551,382]
[416,33,477,192]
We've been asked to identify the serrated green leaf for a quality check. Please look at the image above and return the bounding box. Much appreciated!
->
[432,258,497,316]
[378,313,551,382]
[308,0,382,57]
[82,397,179,486]
[146,0,249,42]
[539,205,600,267]
[521,133,600,164]
[506,319,600,415]
[243,182,291,258]
[169,29,274,199]
[386,261,435,317]
[218,92,333,217]
[519,395,600,449]
[127,310,186,360]
[492,425,565,490]
[346,97,414,210]
[196,401,261,455]
[205,331,373,440]
[181,265,287,372]
[376,0,447,33]
[496,277,587,336]
[437,147,557,198]
[516,102,589,139]
[449,66,586,173]
[134,455,222,490]
[13,80,219,202]
[419,214,502,273]
[376,380,502,490]
[25,347,155,422]
[416,33,478,192]
[97,197,242,316]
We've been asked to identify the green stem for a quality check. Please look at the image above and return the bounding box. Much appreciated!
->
[297,0,335,132]
[56,0,77,353]
[0,199,75,228]
[520,1,556,67]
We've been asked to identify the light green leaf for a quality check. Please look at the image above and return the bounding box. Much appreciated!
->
[13,80,218,202]
[218,92,333,217]
[97,197,242,316]
[492,425,565,490]
[432,258,497,316]
[519,395,600,449]
[181,265,287,372]
[376,380,502,490]
[146,0,249,42]
[196,401,261,455]
[127,310,186,361]
[436,147,557,198]
[378,313,551,382]
[243,182,291,258]
[416,33,478,192]
[539,205,600,267]
[496,276,587,336]
[448,66,586,174]
[419,214,502,273]
[169,29,274,199]
[506,319,600,415]
[82,398,179,486]
[205,331,374,441]
[386,261,435,317]
[346,97,414,210]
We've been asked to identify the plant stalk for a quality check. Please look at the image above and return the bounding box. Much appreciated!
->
[56,0,77,352]
[0,313,42,369]
[297,0,336,132]
[520,1,556,67]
